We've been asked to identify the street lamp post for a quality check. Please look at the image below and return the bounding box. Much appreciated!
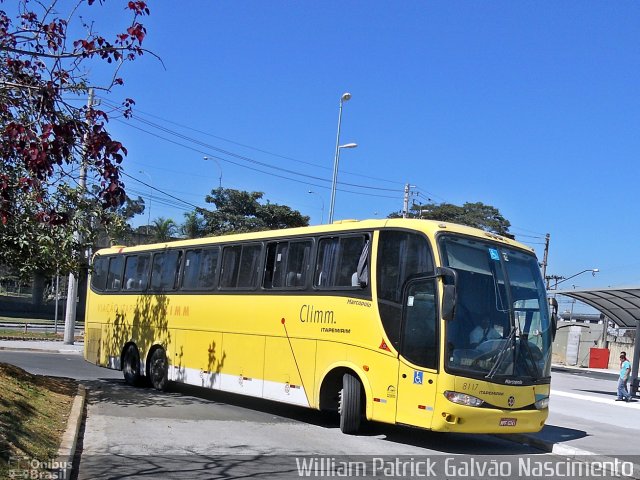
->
[308,190,325,224]
[203,156,223,189]
[328,92,357,224]
[546,268,599,290]
[138,170,153,235]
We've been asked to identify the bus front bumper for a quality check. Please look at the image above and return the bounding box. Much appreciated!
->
[431,404,548,434]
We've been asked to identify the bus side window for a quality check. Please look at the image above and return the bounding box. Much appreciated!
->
[182,249,202,289]
[286,241,311,288]
[264,240,311,289]
[124,254,150,291]
[272,243,289,288]
[263,243,277,289]
[314,235,367,288]
[315,237,338,287]
[91,256,109,291]
[237,244,262,289]
[221,244,261,289]
[106,256,124,291]
[151,250,182,291]
[337,236,365,286]
[198,248,218,289]
[220,246,241,288]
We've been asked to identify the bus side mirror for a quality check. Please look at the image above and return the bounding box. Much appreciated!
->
[442,284,456,321]
[548,297,558,340]
[437,267,457,321]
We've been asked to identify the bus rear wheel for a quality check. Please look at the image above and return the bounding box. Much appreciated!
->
[149,347,168,391]
[122,345,142,387]
[339,373,362,434]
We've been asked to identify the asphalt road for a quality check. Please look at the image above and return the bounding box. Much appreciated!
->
[1,351,633,479]
[0,351,558,478]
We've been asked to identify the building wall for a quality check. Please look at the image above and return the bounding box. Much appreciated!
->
[552,320,636,369]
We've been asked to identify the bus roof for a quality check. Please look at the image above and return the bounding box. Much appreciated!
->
[95,218,534,256]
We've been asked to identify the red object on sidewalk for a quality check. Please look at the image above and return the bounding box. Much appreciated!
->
[588,348,610,369]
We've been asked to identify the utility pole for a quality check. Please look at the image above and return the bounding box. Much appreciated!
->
[541,233,550,284]
[402,183,415,218]
[64,88,94,345]
[545,274,564,291]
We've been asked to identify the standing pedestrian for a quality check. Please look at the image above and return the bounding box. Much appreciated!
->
[617,352,632,402]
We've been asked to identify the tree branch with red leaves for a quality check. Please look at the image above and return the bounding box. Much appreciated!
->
[0,0,154,277]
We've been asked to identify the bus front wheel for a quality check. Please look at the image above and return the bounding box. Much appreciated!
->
[148,347,168,391]
[339,373,362,434]
[122,345,142,387]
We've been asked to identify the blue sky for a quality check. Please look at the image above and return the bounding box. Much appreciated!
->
[87,1,638,308]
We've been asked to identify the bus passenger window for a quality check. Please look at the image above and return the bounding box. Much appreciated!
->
[262,243,277,289]
[124,254,150,291]
[198,248,218,289]
[237,244,262,288]
[272,243,289,288]
[182,248,218,290]
[151,250,181,291]
[182,250,202,289]
[285,241,311,288]
[264,240,310,289]
[91,256,109,291]
[314,235,367,288]
[220,246,241,288]
[106,256,124,291]
[221,244,261,289]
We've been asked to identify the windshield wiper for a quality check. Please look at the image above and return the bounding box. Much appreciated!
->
[518,335,541,378]
[485,327,516,379]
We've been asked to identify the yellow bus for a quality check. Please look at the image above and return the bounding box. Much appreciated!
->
[84,218,552,434]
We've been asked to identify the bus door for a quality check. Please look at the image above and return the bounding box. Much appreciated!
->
[395,277,439,429]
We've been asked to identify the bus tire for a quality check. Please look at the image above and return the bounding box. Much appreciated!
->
[149,347,169,391]
[122,345,142,387]
[339,372,362,434]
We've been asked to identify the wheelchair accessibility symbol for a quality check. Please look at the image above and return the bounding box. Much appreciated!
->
[413,371,423,385]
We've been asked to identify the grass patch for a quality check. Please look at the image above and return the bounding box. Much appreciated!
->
[0,330,63,341]
[0,330,84,341]
[0,317,56,325]
[0,363,77,478]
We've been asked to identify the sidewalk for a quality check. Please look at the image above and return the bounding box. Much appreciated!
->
[0,339,83,354]
[552,362,620,377]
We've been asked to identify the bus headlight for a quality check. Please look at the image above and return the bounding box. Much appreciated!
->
[444,390,484,407]
[534,397,549,410]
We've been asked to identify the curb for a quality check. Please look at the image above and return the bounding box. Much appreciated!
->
[503,433,640,480]
[57,384,87,479]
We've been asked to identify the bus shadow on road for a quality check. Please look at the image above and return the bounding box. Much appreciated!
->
[83,378,560,456]
[532,423,588,445]
[358,422,547,455]
[84,379,221,409]
[576,389,619,398]
[83,377,341,427]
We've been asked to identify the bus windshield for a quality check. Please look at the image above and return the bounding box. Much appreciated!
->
[439,235,552,382]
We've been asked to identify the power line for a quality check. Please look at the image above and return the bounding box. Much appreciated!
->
[99,96,407,187]
[114,120,401,200]
[116,114,402,193]
[120,172,204,210]
[413,187,448,204]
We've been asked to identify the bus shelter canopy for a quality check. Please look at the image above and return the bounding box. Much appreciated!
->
[553,287,640,328]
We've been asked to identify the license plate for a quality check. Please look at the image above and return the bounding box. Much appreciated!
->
[499,418,517,427]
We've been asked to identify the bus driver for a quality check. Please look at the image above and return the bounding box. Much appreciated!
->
[470,316,501,348]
